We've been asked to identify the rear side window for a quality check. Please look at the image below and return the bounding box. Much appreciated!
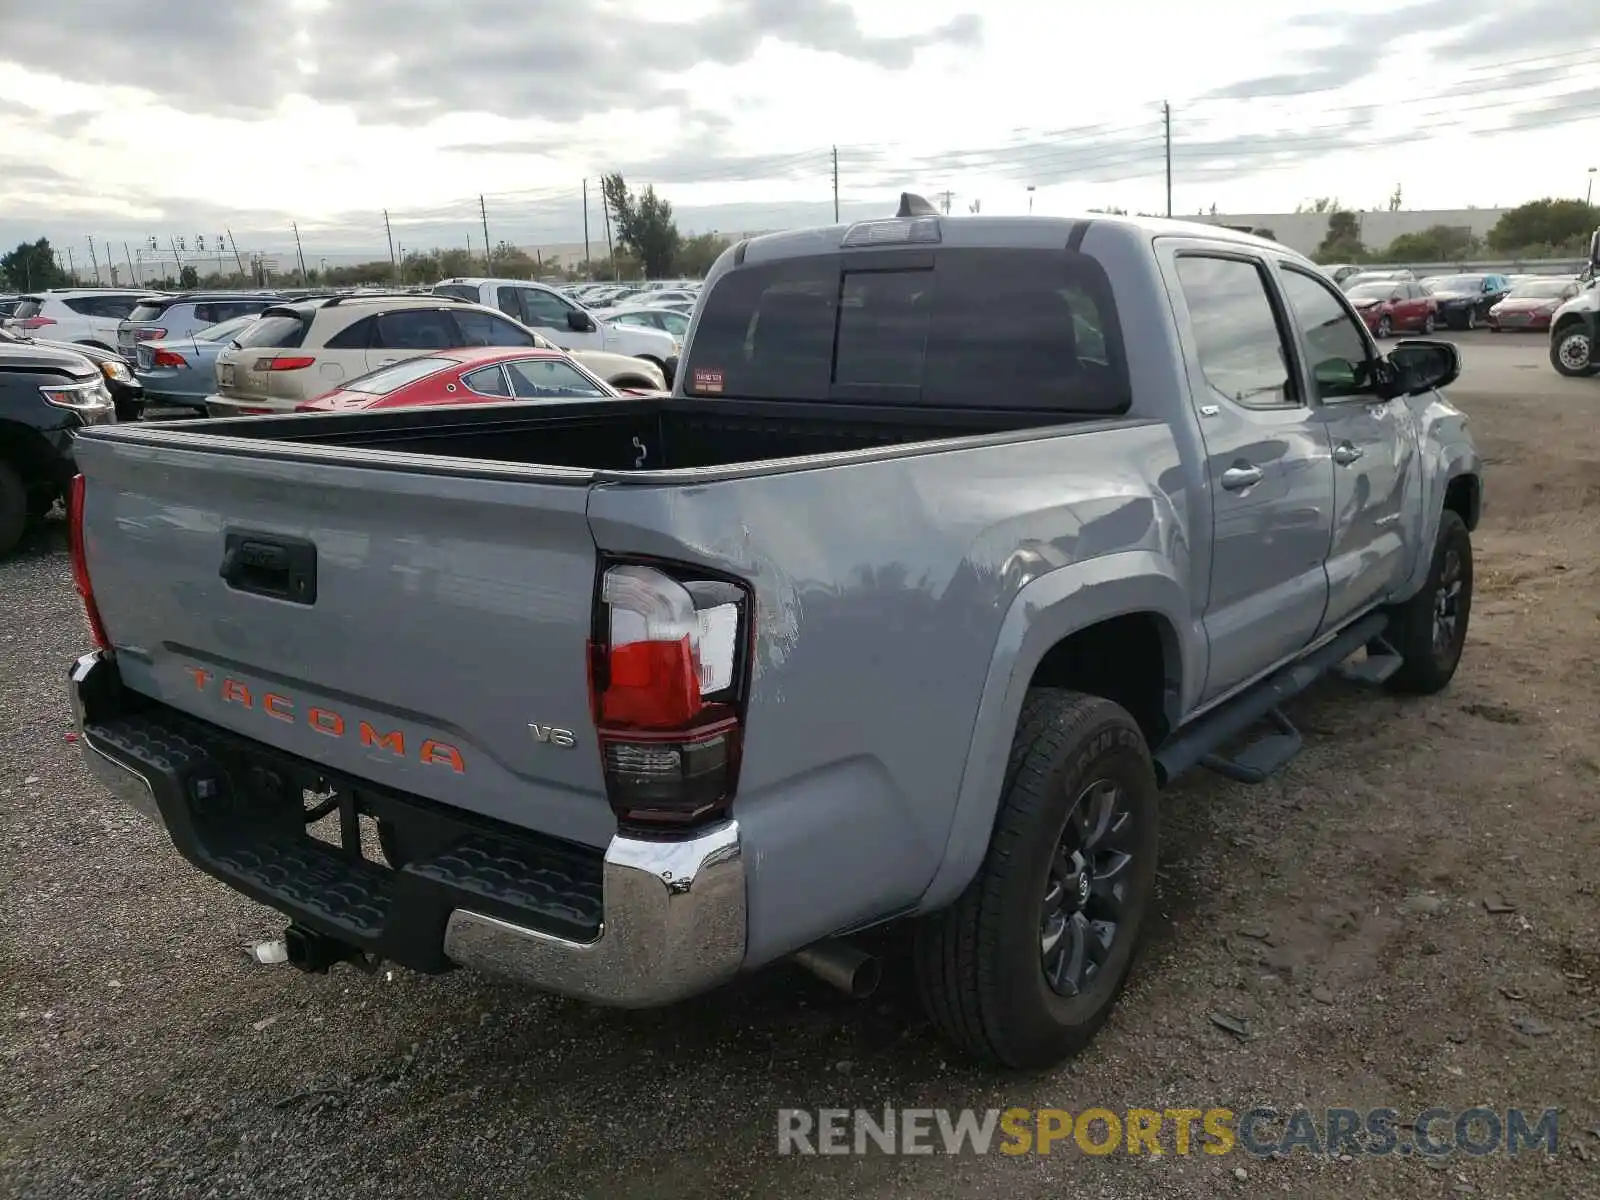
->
[195,300,267,324]
[462,364,512,396]
[234,313,308,349]
[128,301,172,322]
[683,248,1128,412]
[64,295,141,318]
[346,356,454,394]
[1174,256,1295,410]
[453,309,536,347]
[372,308,458,350]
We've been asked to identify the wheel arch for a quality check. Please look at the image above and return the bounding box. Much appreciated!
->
[914,552,1193,914]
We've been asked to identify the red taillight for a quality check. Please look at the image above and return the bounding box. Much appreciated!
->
[588,563,750,831]
[135,327,166,341]
[150,348,187,368]
[255,356,315,371]
[68,475,109,650]
[21,317,56,330]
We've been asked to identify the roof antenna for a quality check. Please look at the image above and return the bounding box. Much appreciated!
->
[896,192,940,218]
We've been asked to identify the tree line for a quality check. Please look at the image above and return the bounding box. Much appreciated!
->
[1313,198,1599,265]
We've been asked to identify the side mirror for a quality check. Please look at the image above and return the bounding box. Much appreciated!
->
[567,309,595,333]
[1384,340,1460,397]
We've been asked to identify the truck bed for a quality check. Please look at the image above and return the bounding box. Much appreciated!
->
[126,397,1090,477]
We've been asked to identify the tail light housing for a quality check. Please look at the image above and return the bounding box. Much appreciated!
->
[150,348,187,368]
[134,327,166,341]
[21,317,56,330]
[255,356,315,371]
[68,475,109,650]
[588,561,752,832]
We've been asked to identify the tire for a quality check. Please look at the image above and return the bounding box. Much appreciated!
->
[1421,313,1436,334]
[1383,510,1472,695]
[1376,315,1392,338]
[0,460,27,558]
[1550,326,1596,377]
[914,690,1160,1069]
[1464,308,1477,331]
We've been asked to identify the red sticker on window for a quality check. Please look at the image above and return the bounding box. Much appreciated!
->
[693,368,724,394]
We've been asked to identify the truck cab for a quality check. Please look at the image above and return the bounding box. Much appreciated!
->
[1549,228,1600,377]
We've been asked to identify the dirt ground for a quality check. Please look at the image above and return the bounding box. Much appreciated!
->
[1,331,1597,1199]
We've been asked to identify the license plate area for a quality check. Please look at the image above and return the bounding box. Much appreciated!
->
[219,363,235,387]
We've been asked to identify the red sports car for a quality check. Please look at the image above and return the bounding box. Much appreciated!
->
[1344,280,1437,338]
[1487,277,1581,332]
[294,345,661,413]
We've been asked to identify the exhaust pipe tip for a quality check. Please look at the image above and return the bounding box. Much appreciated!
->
[793,938,881,999]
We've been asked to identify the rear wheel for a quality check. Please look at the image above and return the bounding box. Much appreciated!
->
[914,690,1159,1069]
[1464,307,1478,331]
[1421,312,1436,334]
[0,461,27,558]
[1376,314,1392,338]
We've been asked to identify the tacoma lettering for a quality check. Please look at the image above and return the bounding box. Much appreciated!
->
[183,665,464,771]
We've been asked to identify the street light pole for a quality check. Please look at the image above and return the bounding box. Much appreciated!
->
[1027,185,1036,214]
[1587,167,1596,207]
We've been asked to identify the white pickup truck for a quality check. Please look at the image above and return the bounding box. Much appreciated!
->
[432,277,679,384]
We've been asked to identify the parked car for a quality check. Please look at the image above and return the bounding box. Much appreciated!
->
[0,296,20,321]
[117,292,281,365]
[1548,233,1600,377]
[1319,264,1364,284]
[603,304,690,339]
[5,289,161,348]
[1344,280,1438,337]
[1418,273,1512,330]
[135,312,262,415]
[293,347,642,413]
[1,327,144,421]
[0,340,114,555]
[431,278,678,382]
[67,204,1481,1070]
[1486,277,1581,332]
[1339,269,1415,292]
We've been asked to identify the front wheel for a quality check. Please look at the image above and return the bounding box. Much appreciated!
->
[1464,308,1478,331]
[914,690,1159,1069]
[1421,312,1436,334]
[1376,315,1392,338]
[1550,326,1596,377]
[1384,510,1472,695]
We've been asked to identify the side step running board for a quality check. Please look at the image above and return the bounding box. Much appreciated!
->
[1153,612,1389,786]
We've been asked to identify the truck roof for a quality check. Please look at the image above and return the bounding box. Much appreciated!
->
[735,210,1297,266]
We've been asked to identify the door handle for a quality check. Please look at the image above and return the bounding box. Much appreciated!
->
[1333,442,1364,465]
[1220,465,1264,491]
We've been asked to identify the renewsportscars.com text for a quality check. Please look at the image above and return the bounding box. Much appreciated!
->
[777,1106,1560,1158]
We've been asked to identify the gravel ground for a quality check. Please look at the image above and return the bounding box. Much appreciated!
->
[2,331,1597,1199]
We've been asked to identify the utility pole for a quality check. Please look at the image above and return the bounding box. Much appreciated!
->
[124,242,138,286]
[105,243,114,286]
[383,209,398,282]
[87,237,101,285]
[479,195,493,275]
[602,190,615,280]
[936,190,955,215]
[1163,101,1173,218]
[832,146,840,222]
[226,228,246,277]
[291,221,308,283]
[169,237,183,275]
[66,246,76,282]
[582,179,591,278]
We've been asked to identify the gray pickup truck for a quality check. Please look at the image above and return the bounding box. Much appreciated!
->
[67,200,1481,1069]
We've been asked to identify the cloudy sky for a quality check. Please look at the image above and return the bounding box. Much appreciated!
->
[1,0,1597,268]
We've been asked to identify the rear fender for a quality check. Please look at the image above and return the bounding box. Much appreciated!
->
[915,551,1195,913]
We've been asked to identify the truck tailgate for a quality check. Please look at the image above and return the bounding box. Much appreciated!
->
[73,437,614,848]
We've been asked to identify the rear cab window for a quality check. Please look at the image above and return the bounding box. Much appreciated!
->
[682,247,1129,412]
[234,312,309,349]
[12,299,44,319]
[434,284,481,302]
[128,300,173,322]
[345,357,455,394]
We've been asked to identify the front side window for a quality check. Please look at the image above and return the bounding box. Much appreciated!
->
[518,288,574,327]
[506,358,609,398]
[370,308,459,350]
[1278,267,1375,401]
[453,309,536,347]
[1174,255,1296,410]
